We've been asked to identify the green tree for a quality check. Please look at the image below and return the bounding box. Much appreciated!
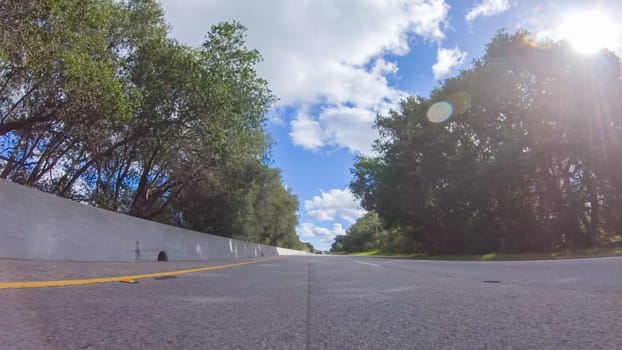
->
[351,30,622,254]
[171,163,303,249]
[303,242,315,252]
[1,1,301,249]
[0,0,142,186]
[330,212,392,253]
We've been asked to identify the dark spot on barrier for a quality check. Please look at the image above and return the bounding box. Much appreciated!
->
[483,280,501,284]
[157,251,168,262]
[135,240,140,258]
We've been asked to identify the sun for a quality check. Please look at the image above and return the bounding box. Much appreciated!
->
[558,11,620,54]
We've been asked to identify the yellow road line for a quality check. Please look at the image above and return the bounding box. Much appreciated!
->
[0,258,279,290]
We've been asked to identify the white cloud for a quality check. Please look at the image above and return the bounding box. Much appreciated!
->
[265,107,286,126]
[304,188,366,223]
[288,58,410,155]
[318,237,338,244]
[432,47,467,79]
[289,111,325,150]
[297,223,317,238]
[465,0,510,23]
[297,222,346,239]
[289,105,379,155]
[318,223,347,237]
[159,0,450,154]
[318,106,378,155]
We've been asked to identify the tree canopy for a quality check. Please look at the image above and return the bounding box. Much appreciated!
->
[350,30,622,254]
[0,0,304,249]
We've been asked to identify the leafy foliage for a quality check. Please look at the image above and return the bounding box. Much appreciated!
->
[0,0,302,249]
[350,31,622,254]
[331,212,383,253]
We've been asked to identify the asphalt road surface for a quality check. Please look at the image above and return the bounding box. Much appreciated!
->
[1,255,621,349]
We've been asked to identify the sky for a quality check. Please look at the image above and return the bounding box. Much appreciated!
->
[158,0,622,251]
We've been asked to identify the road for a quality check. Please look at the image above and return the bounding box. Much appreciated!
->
[1,255,621,349]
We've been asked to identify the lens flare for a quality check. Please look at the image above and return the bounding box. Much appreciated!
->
[427,92,471,124]
[559,11,620,54]
[520,32,554,49]
[427,101,452,123]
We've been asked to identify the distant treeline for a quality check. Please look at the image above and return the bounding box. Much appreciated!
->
[0,0,304,249]
[338,31,622,254]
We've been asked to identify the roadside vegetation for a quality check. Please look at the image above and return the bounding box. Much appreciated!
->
[344,247,622,261]
[0,0,305,249]
[334,31,622,256]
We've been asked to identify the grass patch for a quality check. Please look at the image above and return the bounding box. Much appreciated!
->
[481,252,497,260]
[348,249,383,256]
[344,247,622,261]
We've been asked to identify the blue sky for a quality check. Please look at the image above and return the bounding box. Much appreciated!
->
[159,0,622,250]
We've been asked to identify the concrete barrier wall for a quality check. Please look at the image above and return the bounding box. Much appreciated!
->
[0,179,306,261]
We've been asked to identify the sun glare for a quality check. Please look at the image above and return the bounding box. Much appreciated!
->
[558,11,620,54]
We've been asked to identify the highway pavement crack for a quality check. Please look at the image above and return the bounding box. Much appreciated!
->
[305,262,311,350]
